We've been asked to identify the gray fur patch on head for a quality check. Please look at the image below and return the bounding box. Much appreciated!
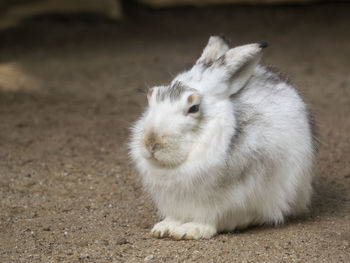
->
[156,81,196,102]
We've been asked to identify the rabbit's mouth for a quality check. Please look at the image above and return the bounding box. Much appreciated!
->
[144,148,187,168]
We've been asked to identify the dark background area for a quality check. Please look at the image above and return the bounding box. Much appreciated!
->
[0,1,349,262]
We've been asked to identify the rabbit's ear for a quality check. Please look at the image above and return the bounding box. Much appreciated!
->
[217,42,267,97]
[196,36,230,66]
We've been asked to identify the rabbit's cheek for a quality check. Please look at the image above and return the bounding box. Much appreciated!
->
[140,145,152,160]
[157,146,187,165]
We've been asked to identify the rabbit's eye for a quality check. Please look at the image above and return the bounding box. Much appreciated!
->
[188,104,200,114]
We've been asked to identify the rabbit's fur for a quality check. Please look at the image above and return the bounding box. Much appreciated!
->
[130,36,317,240]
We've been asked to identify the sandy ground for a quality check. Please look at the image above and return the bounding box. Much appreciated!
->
[0,3,349,262]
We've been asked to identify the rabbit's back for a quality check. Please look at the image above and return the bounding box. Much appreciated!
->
[223,65,316,227]
[231,65,315,155]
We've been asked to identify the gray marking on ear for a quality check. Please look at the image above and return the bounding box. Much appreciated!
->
[216,55,226,67]
[259,42,268,49]
[201,60,214,69]
[196,35,230,70]
[200,54,226,74]
[217,35,231,46]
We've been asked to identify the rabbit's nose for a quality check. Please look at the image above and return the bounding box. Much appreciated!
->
[144,130,162,154]
[150,143,161,153]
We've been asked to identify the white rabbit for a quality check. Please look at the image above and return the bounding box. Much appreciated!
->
[129,36,317,240]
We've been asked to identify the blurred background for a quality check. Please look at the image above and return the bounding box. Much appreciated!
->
[0,0,349,262]
[0,0,343,29]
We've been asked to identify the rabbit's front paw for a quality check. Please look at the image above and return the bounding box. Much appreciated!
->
[169,222,217,240]
[151,218,180,238]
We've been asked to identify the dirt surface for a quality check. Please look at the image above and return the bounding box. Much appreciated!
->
[0,3,349,262]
